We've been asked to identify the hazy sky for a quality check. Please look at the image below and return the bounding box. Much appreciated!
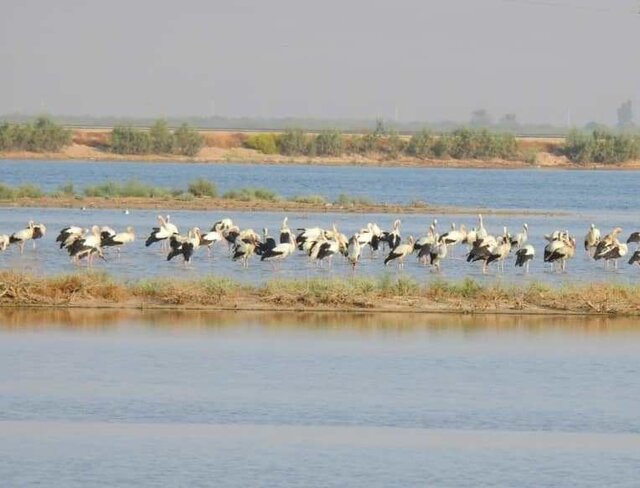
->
[1,0,639,125]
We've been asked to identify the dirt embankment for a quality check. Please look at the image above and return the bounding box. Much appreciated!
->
[1,272,639,316]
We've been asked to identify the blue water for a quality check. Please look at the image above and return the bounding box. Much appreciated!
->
[0,311,639,487]
[2,160,640,284]
[1,159,638,213]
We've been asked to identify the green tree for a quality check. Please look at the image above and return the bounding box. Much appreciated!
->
[150,119,175,154]
[278,129,309,156]
[174,123,203,157]
[406,130,433,158]
[314,129,344,156]
[110,126,152,154]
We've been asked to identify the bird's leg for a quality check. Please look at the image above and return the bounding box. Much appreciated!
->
[19,242,24,254]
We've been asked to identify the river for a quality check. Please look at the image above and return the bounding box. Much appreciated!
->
[0,310,638,487]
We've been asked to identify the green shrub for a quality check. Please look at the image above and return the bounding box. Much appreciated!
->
[83,180,170,198]
[174,123,203,157]
[187,178,218,197]
[335,193,374,206]
[150,119,175,154]
[244,133,279,154]
[290,194,327,205]
[278,129,309,156]
[0,117,70,152]
[56,182,75,196]
[406,130,434,158]
[314,129,344,156]
[562,129,640,164]
[223,187,280,201]
[110,126,152,154]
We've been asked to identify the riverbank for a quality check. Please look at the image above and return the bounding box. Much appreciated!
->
[1,272,638,315]
[3,141,640,170]
[0,128,585,169]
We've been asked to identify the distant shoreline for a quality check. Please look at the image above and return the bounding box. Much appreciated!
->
[1,127,635,170]
[2,127,639,169]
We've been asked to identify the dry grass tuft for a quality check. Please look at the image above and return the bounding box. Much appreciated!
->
[202,132,247,149]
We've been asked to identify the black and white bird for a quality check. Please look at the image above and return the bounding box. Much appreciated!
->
[56,226,84,248]
[255,228,277,257]
[628,249,640,266]
[626,231,640,245]
[415,225,438,265]
[511,223,528,249]
[593,227,624,268]
[146,215,178,248]
[594,228,627,269]
[544,234,576,272]
[100,226,117,245]
[167,228,200,264]
[584,223,601,257]
[381,219,402,250]
[383,236,415,268]
[67,225,104,265]
[429,240,448,272]
[515,244,535,273]
[346,235,361,270]
[9,220,40,254]
[467,235,510,274]
[261,232,296,268]
[199,229,223,256]
[232,233,259,268]
[438,223,467,257]
[101,226,135,254]
[296,226,324,251]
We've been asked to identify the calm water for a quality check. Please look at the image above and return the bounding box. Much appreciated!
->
[2,160,640,283]
[1,206,640,286]
[2,159,640,213]
[0,310,639,487]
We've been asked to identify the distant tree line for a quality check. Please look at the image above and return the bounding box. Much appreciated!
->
[244,126,520,160]
[110,120,204,157]
[0,117,71,152]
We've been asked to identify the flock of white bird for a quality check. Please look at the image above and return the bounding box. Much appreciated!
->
[2,214,640,274]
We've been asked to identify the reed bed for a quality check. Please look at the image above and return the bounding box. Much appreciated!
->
[2,271,640,315]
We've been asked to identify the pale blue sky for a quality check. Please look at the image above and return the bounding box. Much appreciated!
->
[1,0,639,125]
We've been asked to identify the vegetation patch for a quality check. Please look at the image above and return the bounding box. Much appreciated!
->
[561,129,640,164]
[110,120,203,157]
[222,187,281,201]
[3,272,640,314]
[0,117,71,152]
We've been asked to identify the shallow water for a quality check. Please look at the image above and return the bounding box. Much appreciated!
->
[0,310,639,487]
[1,206,639,286]
[2,159,640,213]
[2,160,640,284]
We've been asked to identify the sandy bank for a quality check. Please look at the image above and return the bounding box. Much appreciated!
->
[0,195,563,216]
